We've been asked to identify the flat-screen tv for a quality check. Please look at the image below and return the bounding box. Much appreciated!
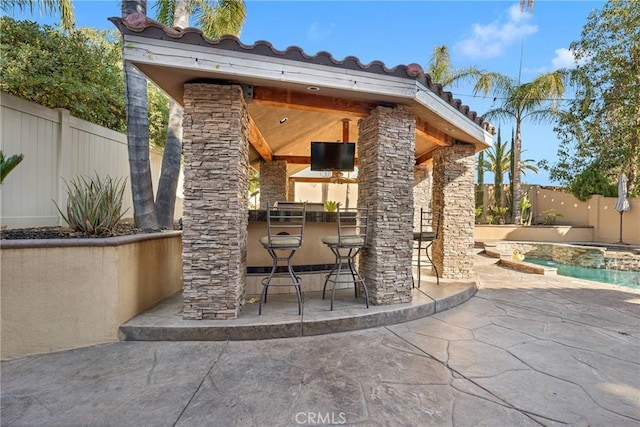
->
[310,142,356,171]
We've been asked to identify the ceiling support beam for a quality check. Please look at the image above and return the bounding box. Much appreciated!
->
[415,117,452,147]
[248,116,273,161]
[415,149,436,165]
[252,87,376,116]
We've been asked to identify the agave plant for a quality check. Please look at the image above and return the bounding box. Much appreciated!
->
[54,174,129,235]
[0,150,24,184]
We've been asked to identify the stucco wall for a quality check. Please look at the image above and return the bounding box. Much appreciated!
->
[474,225,594,242]
[0,232,182,360]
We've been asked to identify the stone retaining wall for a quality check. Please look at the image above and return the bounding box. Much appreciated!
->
[489,241,640,272]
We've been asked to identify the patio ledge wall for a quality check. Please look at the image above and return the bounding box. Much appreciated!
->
[0,232,183,360]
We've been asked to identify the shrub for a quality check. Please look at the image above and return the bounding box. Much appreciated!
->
[54,174,128,235]
[540,209,563,225]
[569,167,617,201]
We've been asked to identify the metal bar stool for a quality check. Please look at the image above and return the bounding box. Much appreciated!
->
[412,208,440,288]
[321,206,370,310]
[259,201,306,315]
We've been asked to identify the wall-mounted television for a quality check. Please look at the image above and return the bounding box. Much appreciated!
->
[310,142,356,172]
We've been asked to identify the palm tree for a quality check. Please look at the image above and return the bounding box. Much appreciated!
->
[485,129,508,207]
[425,45,486,89]
[1,0,75,30]
[153,0,246,228]
[520,0,534,12]
[480,129,539,209]
[474,70,566,224]
[122,0,159,229]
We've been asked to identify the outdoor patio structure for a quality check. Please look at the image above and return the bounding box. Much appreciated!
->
[110,14,495,321]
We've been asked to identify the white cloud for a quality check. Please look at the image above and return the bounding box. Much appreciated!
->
[307,22,334,42]
[551,48,584,69]
[523,66,549,74]
[455,4,538,59]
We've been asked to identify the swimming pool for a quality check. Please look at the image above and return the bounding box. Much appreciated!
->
[525,257,640,289]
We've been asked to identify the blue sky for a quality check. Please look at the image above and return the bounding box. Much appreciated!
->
[9,0,606,185]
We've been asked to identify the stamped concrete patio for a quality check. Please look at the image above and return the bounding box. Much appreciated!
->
[2,251,639,426]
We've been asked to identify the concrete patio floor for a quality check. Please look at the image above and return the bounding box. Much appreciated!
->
[2,251,639,426]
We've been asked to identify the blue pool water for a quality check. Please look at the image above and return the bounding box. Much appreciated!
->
[526,258,640,289]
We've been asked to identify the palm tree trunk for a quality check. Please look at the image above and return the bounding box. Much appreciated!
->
[512,120,523,225]
[509,128,515,222]
[122,0,159,229]
[477,151,484,205]
[155,0,189,228]
[155,100,183,228]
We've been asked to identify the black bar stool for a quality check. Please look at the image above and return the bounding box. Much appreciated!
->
[412,208,440,288]
[321,206,370,310]
[259,201,306,315]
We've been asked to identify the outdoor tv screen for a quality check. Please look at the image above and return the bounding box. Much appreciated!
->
[310,142,356,171]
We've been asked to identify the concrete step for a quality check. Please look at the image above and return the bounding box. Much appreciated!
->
[119,279,477,341]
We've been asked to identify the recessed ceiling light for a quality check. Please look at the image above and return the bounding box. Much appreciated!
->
[279,117,288,124]
[445,127,456,132]
[307,86,320,91]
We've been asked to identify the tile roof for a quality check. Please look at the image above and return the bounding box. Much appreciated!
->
[109,14,495,135]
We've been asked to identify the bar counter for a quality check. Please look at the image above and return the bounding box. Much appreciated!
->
[247,209,345,295]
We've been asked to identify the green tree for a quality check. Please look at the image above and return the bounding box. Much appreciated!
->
[474,70,567,224]
[569,166,617,201]
[0,17,169,146]
[550,0,639,196]
[152,0,246,228]
[1,0,75,30]
[1,18,125,131]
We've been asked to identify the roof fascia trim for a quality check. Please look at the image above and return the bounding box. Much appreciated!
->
[123,35,417,99]
[415,83,493,147]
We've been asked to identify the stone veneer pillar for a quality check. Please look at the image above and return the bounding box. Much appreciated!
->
[181,83,249,320]
[357,106,415,305]
[413,164,433,230]
[288,178,296,201]
[432,142,476,279]
[259,160,288,207]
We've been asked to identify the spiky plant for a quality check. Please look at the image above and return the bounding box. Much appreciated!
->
[54,174,129,235]
[0,151,24,184]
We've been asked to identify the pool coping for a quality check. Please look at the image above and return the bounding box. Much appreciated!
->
[483,244,558,275]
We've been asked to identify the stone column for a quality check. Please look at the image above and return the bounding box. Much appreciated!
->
[413,163,433,230]
[432,142,476,279]
[288,178,296,201]
[259,160,288,207]
[357,106,415,305]
[181,83,249,320]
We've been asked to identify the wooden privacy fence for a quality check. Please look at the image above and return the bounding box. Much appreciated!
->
[0,92,175,228]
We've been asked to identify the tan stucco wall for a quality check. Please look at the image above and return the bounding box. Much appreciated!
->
[0,233,182,360]
[474,225,594,242]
